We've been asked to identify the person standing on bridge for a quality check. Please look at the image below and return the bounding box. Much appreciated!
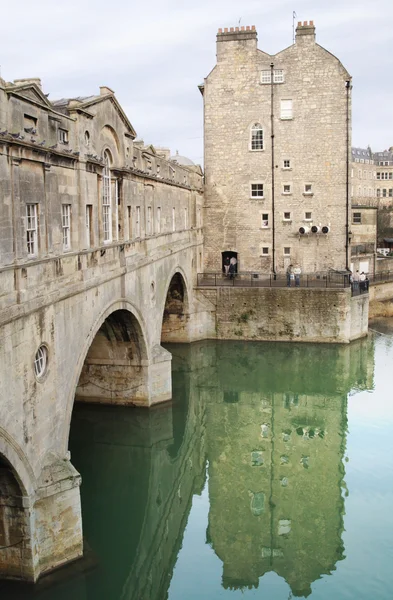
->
[293,265,301,287]
[224,256,230,276]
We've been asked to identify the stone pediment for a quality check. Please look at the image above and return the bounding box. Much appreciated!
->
[79,95,137,140]
[7,83,52,109]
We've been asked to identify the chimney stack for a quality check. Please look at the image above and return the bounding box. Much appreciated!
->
[216,25,257,61]
[295,20,316,42]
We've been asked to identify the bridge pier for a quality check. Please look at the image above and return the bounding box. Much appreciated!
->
[0,455,82,582]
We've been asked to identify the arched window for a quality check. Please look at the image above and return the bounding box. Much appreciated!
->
[102,151,112,242]
[251,123,264,151]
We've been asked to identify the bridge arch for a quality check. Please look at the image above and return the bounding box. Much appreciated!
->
[62,300,151,453]
[0,429,36,497]
[160,267,191,343]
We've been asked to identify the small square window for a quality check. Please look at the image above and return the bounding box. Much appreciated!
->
[284,247,291,255]
[262,247,269,255]
[305,212,312,220]
[353,212,361,224]
[251,183,264,198]
[283,212,291,220]
[261,213,269,228]
[304,184,313,194]
[283,159,291,169]
[283,184,291,194]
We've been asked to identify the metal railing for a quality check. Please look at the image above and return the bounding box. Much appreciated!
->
[197,271,352,289]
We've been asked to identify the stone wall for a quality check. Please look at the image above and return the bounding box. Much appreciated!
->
[197,287,367,343]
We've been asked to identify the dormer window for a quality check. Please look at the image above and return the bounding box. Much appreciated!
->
[58,128,69,144]
[251,123,264,151]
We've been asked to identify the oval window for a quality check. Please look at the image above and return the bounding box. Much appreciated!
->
[34,345,48,379]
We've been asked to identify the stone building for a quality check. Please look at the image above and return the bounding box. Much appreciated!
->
[0,78,203,270]
[201,22,352,274]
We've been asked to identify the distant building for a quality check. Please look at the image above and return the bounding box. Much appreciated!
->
[201,22,352,274]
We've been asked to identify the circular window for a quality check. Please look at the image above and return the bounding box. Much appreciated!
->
[34,345,48,379]
[84,131,90,147]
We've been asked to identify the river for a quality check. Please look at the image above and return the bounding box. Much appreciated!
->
[2,321,393,599]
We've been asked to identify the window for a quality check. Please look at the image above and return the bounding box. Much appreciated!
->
[283,159,291,169]
[284,247,291,255]
[273,69,284,83]
[136,206,141,237]
[184,207,188,229]
[172,207,176,231]
[127,206,132,239]
[26,204,38,256]
[283,184,291,194]
[102,151,112,242]
[84,131,90,147]
[359,170,362,179]
[261,70,271,84]
[251,123,264,150]
[304,184,313,194]
[389,189,393,197]
[377,188,381,197]
[147,206,152,235]
[24,114,37,133]
[305,212,312,220]
[157,207,161,233]
[280,100,293,120]
[197,207,202,228]
[157,163,161,176]
[363,170,367,179]
[283,212,291,221]
[58,128,69,144]
[86,205,93,247]
[260,69,285,84]
[390,173,393,180]
[351,169,354,178]
[262,247,269,255]
[61,204,71,250]
[251,183,264,198]
[363,187,367,197]
[383,189,387,197]
[377,172,381,179]
[261,213,269,228]
[34,345,48,379]
[353,212,362,224]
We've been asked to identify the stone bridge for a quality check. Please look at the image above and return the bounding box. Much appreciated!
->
[0,232,215,582]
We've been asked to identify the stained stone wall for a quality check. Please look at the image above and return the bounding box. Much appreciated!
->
[202,22,351,274]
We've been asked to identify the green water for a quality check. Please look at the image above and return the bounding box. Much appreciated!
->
[3,326,393,599]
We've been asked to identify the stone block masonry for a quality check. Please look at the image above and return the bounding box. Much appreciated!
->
[199,287,368,343]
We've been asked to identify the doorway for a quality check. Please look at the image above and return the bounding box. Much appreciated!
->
[222,251,238,274]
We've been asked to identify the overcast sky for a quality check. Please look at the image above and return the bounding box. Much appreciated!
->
[1,0,393,164]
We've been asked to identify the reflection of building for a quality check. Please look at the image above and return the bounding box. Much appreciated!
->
[201,338,374,597]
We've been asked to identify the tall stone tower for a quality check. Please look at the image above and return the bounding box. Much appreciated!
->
[201,22,352,274]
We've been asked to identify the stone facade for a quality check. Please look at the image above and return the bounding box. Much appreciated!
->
[0,76,208,582]
[201,22,352,274]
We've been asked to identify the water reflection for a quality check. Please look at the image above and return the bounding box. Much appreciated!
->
[183,338,374,597]
[0,337,376,600]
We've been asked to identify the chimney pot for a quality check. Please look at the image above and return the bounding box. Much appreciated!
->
[241,26,245,31]
[246,26,250,31]
[251,25,256,30]
[218,28,222,33]
[298,21,301,26]
[224,27,228,32]
[303,21,308,26]
[230,27,234,32]
[310,20,314,25]
[235,27,239,32]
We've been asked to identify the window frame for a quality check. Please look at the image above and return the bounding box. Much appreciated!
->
[102,151,112,243]
[261,213,269,228]
[26,203,38,257]
[61,204,71,251]
[58,128,69,144]
[280,99,293,120]
[353,212,362,224]
[283,211,291,221]
[250,182,264,199]
[250,123,264,151]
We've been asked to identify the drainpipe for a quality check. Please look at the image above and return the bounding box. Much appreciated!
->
[345,80,351,271]
[270,62,276,278]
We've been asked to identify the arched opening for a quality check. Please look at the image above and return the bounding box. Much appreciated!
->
[75,309,150,406]
[161,272,190,343]
[0,455,32,581]
[222,251,238,274]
